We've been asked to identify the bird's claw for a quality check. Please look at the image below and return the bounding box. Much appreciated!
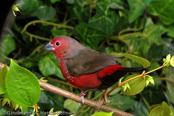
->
[79,91,87,107]
[103,89,111,103]
[104,96,111,103]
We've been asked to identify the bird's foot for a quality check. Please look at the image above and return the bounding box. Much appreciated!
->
[103,89,111,104]
[104,93,111,103]
[79,91,87,107]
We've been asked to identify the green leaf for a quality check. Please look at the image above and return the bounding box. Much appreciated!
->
[146,0,152,4]
[161,101,172,116]
[122,83,131,92]
[163,40,174,56]
[91,112,113,116]
[12,4,21,16]
[114,16,129,35]
[108,0,124,10]
[145,75,154,86]
[0,65,8,94]
[51,28,68,38]
[67,0,90,23]
[163,54,171,67]
[120,74,146,95]
[51,0,61,4]
[148,0,174,25]
[148,106,163,116]
[119,53,151,68]
[164,24,174,38]
[128,0,146,23]
[0,64,8,88]
[166,71,174,104]
[66,0,75,4]
[73,22,107,49]
[142,87,166,104]
[12,4,20,12]
[31,6,56,20]
[131,102,149,115]
[38,52,64,80]
[21,107,28,113]
[88,3,114,36]
[19,0,39,15]
[1,97,11,107]
[63,99,79,112]
[170,55,174,67]
[0,84,6,94]
[143,24,164,45]
[137,38,151,57]
[39,90,63,111]
[6,59,40,107]
[147,43,164,61]
[110,94,136,111]
[166,54,171,61]
[1,34,16,56]
[148,101,173,116]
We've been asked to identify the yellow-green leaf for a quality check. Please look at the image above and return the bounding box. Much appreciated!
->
[63,99,79,112]
[122,83,131,92]
[148,106,163,116]
[119,53,151,68]
[1,98,11,106]
[161,101,173,116]
[170,55,174,67]
[148,101,173,116]
[120,74,146,95]
[0,64,8,88]
[91,112,113,116]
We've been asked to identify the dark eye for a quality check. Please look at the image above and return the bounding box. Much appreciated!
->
[56,42,60,46]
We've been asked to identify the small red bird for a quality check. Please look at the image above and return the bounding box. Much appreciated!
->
[42,36,144,103]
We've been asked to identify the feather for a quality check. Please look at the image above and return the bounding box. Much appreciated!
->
[65,47,117,76]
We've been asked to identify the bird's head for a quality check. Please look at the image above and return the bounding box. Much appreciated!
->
[42,36,84,60]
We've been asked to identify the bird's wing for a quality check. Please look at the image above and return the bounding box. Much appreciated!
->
[65,47,117,76]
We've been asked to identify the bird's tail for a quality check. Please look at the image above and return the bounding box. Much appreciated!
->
[118,67,146,72]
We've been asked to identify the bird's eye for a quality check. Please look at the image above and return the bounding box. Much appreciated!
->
[56,42,60,46]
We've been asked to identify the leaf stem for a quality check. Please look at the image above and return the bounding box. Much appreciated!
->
[120,33,149,40]
[24,31,51,41]
[118,28,142,37]
[21,20,74,33]
[154,77,174,84]
[140,93,151,111]
[21,20,74,41]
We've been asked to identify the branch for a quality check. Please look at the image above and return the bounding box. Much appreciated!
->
[39,80,134,116]
[0,62,134,116]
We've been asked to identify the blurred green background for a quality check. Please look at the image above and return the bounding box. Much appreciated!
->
[0,0,174,115]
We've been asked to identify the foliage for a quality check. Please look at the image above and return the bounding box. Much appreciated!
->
[0,0,174,115]
[6,59,40,107]
[91,112,113,116]
[149,101,174,116]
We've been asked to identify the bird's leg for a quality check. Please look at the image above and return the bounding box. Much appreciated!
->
[103,89,111,103]
[79,91,87,107]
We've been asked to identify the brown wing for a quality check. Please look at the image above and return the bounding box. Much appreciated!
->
[65,47,117,76]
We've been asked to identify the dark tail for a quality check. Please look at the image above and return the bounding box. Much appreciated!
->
[118,67,146,72]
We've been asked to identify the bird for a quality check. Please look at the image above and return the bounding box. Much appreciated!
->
[42,35,145,104]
